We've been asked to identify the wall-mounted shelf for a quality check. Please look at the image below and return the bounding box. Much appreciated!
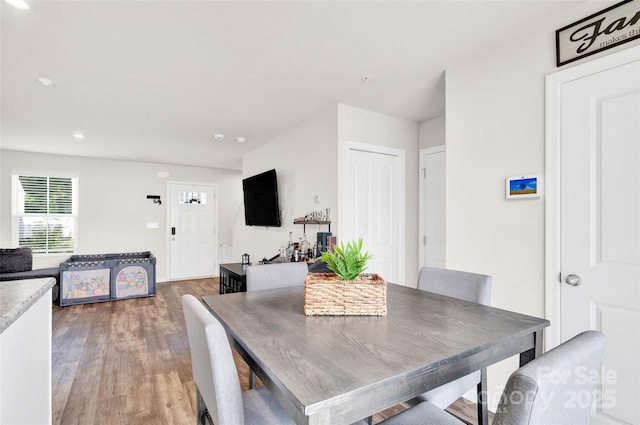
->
[293,219,331,233]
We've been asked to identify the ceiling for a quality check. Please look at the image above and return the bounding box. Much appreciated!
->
[1,1,605,170]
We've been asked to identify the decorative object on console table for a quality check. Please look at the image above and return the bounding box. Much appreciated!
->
[327,236,337,252]
[304,239,386,316]
[316,232,331,257]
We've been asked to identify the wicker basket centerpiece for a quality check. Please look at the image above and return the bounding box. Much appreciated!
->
[304,239,386,316]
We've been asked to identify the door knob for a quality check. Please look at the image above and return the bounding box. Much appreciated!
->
[565,274,582,286]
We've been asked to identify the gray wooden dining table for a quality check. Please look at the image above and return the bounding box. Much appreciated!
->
[202,282,549,425]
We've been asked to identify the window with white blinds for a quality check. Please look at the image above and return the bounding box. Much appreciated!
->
[12,174,78,254]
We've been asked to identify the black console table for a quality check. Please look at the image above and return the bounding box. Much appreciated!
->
[219,263,248,294]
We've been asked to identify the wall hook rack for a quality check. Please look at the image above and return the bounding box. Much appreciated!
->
[147,195,162,205]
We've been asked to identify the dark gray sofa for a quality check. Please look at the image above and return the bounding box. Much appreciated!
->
[0,247,60,302]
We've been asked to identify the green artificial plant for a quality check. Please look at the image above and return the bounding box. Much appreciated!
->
[320,238,372,281]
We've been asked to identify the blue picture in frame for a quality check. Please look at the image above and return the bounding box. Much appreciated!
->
[506,175,540,199]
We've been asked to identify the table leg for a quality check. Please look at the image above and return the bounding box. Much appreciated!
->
[476,367,488,425]
[249,370,257,389]
[520,329,544,366]
[196,385,207,425]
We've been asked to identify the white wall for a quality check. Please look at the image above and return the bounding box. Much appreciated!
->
[418,115,446,270]
[234,105,339,262]
[0,150,242,281]
[419,115,445,150]
[234,103,419,285]
[445,3,640,410]
[337,104,419,285]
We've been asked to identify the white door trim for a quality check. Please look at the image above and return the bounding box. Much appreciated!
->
[167,180,218,281]
[544,45,640,350]
[342,141,406,285]
[419,146,445,269]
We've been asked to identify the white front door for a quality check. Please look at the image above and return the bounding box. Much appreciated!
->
[547,47,639,425]
[169,183,217,280]
[420,147,446,269]
[344,143,405,284]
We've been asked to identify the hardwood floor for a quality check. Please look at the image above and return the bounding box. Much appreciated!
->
[52,278,486,424]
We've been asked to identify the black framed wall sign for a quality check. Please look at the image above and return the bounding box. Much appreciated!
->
[556,0,640,67]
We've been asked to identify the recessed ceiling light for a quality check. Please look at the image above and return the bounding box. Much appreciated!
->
[361,74,373,83]
[37,77,54,87]
[235,136,246,144]
[213,133,225,141]
[3,0,30,9]
[72,133,85,140]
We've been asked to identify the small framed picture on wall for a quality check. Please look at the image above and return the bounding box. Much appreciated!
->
[506,175,540,200]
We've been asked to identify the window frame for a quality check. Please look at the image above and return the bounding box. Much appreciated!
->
[11,173,79,255]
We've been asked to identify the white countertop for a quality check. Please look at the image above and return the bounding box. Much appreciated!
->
[0,278,55,334]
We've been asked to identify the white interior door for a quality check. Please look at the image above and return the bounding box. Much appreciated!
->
[169,183,217,280]
[344,144,404,284]
[555,53,639,424]
[420,147,446,269]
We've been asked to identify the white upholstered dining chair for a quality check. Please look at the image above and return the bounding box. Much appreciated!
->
[378,330,607,425]
[245,261,309,388]
[415,267,492,413]
[182,294,297,425]
[245,261,308,292]
[182,294,369,425]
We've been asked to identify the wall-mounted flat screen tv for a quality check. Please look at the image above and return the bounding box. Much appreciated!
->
[242,169,282,227]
